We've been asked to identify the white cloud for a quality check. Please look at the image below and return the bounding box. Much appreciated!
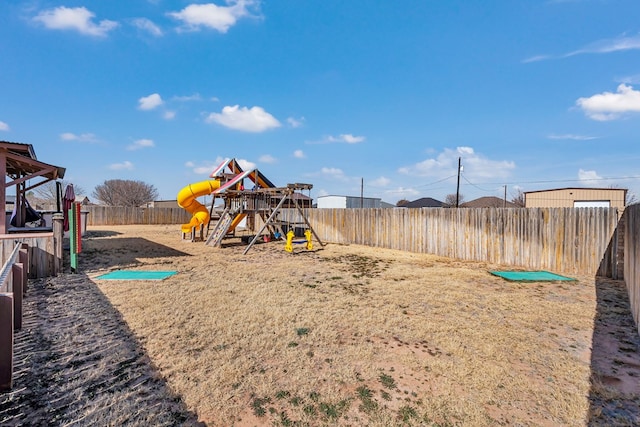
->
[308,133,366,144]
[168,1,258,33]
[371,176,391,187]
[578,169,605,186]
[293,150,305,159]
[548,134,598,141]
[320,167,347,181]
[328,134,365,144]
[287,116,305,128]
[0,121,9,131]
[127,138,155,151]
[163,110,176,120]
[385,187,420,199]
[259,154,277,164]
[524,33,640,63]
[173,93,202,102]
[566,33,640,57]
[206,105,280,132]
[33,6,118,37]
[185,160,219,175]
[576,84,640,121]
[109,161,134,171]
[60,132,97,143]
[138,93,164,110]
[186,157,257,175]
[399,146,515,180]
[236,158,256,171]
[132,18,163,37]
[522,54,552,63]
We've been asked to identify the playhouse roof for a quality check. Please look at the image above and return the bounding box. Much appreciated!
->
[1,141,66,181]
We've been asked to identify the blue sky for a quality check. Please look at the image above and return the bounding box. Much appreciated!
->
[1,1,640,204]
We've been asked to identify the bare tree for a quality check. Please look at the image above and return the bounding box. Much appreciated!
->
[510,189,525,207]
[396,199,410,207]
[627,192,638,206]
[33,180,86,204]
[92,179,159,206]
[444,193,464,207]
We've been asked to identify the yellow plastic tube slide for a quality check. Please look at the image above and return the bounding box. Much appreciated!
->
[177,180,220,233]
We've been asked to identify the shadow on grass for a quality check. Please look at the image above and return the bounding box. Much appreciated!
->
[76,237,192,272]
[0,273,205,426]
[588,277,640,426]
[84,230,123,238]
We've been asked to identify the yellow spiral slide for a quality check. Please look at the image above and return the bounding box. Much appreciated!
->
[177,180,221,233]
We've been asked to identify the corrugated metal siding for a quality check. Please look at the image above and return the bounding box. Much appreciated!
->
[525,188,626,210]
[345,197,380,209]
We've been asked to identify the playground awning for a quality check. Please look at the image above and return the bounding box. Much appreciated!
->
[1,141,66,233]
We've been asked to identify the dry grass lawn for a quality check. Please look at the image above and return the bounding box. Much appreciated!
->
[4,224,640,426]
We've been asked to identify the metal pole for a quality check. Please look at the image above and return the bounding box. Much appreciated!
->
[455,157,461,208]
[360,178,363,209]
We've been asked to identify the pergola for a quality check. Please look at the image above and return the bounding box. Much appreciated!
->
[0,141,66,234]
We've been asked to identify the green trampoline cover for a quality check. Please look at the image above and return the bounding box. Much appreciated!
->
[96,270,177,280]
[490,271,575,282]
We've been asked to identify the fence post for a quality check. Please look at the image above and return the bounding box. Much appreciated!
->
[0,292,13,391]
[52,213,64,275]
[19,244,28,293]
[11,264,23,330]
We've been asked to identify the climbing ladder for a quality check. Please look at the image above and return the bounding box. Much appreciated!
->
[205,207,237,247]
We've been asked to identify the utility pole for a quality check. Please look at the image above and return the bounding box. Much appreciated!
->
[503,185,507,208]
[360,178,364,209]
[455,157,462,208]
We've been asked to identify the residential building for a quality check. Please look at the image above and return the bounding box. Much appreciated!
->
[461,196,518,208]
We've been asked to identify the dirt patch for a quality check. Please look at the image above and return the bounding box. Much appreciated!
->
[2,224,639,426]
[0,270,201,426]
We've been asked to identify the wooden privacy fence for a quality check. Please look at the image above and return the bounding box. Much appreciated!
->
[297,207,620,277]
[0,242,28,391]
[84,206,191,226]
[623,204,640,335]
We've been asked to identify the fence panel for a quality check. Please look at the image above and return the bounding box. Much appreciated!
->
[623,205,640,335]
[84,206,192,226]
[306,207,619,276]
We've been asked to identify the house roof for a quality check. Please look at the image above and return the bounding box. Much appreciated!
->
[317,195,381,201]
[461,196,517,208]
[404,197,445,208]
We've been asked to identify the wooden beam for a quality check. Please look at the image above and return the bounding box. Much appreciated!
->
[0,148,6,234]
[0,292,13,391]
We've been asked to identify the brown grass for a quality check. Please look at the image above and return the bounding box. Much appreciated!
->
[4,224,639,426]
[78,224,613,426]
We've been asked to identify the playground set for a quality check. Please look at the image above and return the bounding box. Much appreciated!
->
[176,159,323,254]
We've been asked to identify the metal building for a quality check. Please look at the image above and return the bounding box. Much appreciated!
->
[524,187,627,210]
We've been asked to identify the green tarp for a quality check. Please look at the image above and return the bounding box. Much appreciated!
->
[96,270,177,280]
[489,270,576,282]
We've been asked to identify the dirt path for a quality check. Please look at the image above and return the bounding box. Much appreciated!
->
[0,273,201,426]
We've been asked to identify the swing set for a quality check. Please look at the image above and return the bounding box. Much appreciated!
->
[239,183,323,255]
[178,158,323,254]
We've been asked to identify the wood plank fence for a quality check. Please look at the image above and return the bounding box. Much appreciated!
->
[84,206,191,226]
[291,207,620,276]
[0,242,28,390]
[84,205,622,277]
[623,204,640,335]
